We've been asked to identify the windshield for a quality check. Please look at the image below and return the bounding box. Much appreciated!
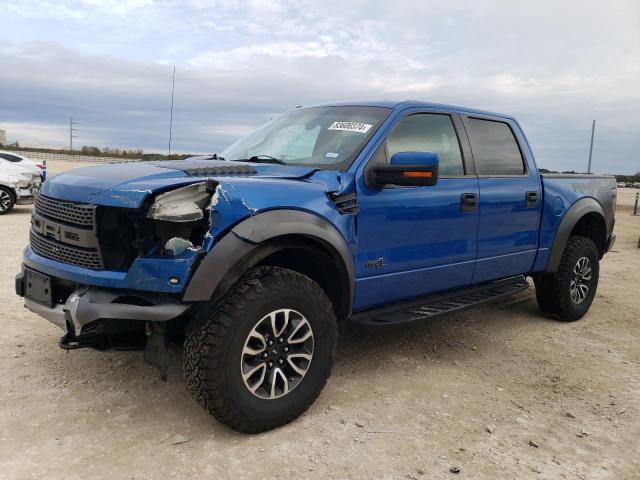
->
[221,106,391,171]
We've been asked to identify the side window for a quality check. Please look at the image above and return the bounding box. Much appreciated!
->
[467,118,525,175]
[386,114,464,176]
[0,153,21,162]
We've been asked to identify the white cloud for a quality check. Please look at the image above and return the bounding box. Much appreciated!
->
[0,0,639,172]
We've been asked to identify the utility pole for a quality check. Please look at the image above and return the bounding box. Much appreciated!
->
[69,118,78,151]
[168,66,176,157]
[587,120,595,174]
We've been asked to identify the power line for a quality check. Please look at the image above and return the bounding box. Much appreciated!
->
[69,117,78,151]
[168,66,176,156]
[587,120,595,174]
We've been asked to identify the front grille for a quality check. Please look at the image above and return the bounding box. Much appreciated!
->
[30,230,104,269]
[34,194,95,226]
[31,194,103,269]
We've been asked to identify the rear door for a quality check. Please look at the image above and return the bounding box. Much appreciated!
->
[461,115,542,283]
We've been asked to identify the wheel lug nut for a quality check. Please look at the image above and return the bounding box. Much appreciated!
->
[262,352,268,358]
[268,340,274,346]
[283,347,289,352]
[268,361,273,367]
[278,358,284,365]
[279,337,284,343]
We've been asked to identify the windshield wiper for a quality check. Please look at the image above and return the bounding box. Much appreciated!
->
[233,155,287,165]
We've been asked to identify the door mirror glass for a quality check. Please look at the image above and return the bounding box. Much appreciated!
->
[372,151,439,187]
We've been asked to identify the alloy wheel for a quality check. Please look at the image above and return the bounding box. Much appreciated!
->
[0,190,11,212]
[570,256,592,304]
[240,308,314,399]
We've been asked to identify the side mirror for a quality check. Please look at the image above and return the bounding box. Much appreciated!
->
[371,151,439,187]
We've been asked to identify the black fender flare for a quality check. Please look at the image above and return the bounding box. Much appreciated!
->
[182,210,355,316]
[545,197,606,272]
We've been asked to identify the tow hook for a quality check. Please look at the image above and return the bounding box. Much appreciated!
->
[143,321,170,381]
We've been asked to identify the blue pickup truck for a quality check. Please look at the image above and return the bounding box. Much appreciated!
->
[16,101,616,432]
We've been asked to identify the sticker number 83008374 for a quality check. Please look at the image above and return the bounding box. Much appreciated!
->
[328,121,373,134]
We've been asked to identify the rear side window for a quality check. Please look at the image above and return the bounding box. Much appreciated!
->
[467,118,525,175]
[386,114,465,176]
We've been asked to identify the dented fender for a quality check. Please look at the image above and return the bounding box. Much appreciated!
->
[183,209,356,316]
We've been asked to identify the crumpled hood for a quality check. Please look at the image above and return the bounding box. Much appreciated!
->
[40,159,319,208]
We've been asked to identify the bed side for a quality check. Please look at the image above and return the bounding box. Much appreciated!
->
[532,174,616,272]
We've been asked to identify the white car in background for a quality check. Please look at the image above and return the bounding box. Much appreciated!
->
[0,160,42,214]
[0,150,43,175]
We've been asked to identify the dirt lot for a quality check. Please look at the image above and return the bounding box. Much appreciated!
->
[1,161,639,479]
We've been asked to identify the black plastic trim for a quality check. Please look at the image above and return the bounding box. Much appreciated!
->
[351,276,528,326]
[545,197,606,272]
[182,210,355,317]
[328,191,360,214]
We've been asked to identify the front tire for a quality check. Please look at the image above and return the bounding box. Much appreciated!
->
[0,187,15,215]
[183,266,337,433]
[534,235,599,321]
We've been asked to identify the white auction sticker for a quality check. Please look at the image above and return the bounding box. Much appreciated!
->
[328,121,373,134]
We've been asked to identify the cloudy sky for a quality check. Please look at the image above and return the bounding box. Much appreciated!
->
[1,0,639,173]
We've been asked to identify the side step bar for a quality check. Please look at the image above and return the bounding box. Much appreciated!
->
[351,276,529,327]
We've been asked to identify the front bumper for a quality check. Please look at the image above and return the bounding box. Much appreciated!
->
[23,245,200,294]
[14,177,42,205]
[16,272,189,335]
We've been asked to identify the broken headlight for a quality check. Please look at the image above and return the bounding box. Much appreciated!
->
[147,180,217,256]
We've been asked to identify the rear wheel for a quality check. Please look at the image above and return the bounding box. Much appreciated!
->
[534,235,599,321]
[183,266,336,433]
[0,187,15,215]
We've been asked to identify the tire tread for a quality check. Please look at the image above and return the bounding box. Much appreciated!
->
[534,235,599,322]
[183,266,336,433]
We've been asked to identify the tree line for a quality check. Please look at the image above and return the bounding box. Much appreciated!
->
[0,143,192,161]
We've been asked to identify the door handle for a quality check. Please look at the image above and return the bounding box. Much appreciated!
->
[461,193,478,212]
[525,191,538,208]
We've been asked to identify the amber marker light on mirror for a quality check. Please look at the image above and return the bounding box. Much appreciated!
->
[403,171,433,178]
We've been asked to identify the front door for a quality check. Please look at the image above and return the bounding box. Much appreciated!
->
[354,111,480,311]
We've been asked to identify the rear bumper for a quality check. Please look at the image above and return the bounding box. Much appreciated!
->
[16,272,189,335]
[605,234,616,253]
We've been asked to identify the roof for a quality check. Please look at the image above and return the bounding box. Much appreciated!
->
[301,100,514,120]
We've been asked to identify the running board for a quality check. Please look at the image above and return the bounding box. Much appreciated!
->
[350,276,529,327]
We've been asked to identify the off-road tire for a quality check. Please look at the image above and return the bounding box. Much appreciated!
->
[183,266,337,433]
[534,235,599,321]
[0,186,15,215]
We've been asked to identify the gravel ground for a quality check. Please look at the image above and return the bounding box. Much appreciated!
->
[1,161,639,479]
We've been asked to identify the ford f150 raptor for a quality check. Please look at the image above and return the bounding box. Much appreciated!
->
[15,101,616,432]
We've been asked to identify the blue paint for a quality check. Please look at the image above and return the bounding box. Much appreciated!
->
[23,100,614,310]
[23,245,199,293]
[355,177,479,309]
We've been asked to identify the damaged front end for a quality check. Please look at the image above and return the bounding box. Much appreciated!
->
[96,179,219,273]
[20,179,223,378]
[5,171,42,207]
